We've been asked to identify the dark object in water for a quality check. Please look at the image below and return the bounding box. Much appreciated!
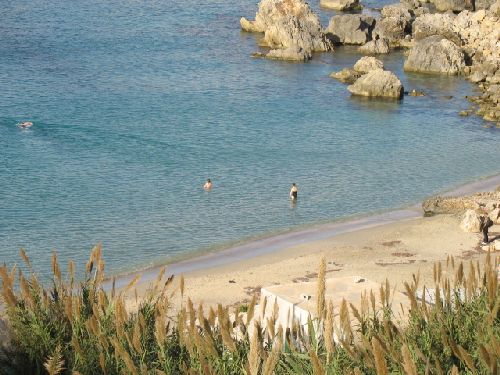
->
[17,121,33,129]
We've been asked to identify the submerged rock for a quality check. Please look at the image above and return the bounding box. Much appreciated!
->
[358,38,391,54]
[325,14,375,45]
[240,0,332,61]
[320,0,360,11]
[348,70,404,98]
[404,35,466,75]
[330,68,361,83]
[266,46,311,61]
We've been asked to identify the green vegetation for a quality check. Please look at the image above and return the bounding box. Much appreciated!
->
[0,245,498,374]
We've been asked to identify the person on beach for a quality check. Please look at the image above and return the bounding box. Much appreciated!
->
[203,178,212,191]
[479,210,493,245]
[289,183,298,201]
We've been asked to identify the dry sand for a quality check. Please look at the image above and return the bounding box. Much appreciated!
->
[128,214,498,310]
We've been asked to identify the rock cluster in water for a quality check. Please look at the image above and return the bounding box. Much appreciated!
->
[241,0,500,122]
[240,0,332,61]
[331,56,405,98]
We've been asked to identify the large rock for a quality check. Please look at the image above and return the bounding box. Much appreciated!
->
[412,13,461,44]
[358,38,391,54]
[348,70,404,98]
[380,3,413,20]
[240,0,332,60]
[490,0,500,15]
[404,35,466,75]
[460,209,482,232]
[320,0,360,10]
[372,16,409,46]
[325,14,376,45]
[432,0,471,11]
[353,56,384,73]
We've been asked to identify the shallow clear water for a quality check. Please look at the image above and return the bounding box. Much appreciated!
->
[0,0,498,278]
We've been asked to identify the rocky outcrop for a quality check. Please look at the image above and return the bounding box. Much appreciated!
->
[353,56,384,73]
[412,13,461,44]
[240,0,332,61]
[381,3,413,20]
[432,0,471,12]
[330,68,361,83]
[460,209,482,232]
[404,35,466,75]
[348,70,404,98]
[358,38,390,54]
[320,0,360,10]
[422,190,500,216]
[325,14,375,45]
[372,16,410,46]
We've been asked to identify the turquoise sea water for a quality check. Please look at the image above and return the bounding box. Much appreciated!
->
[0,0,499,278]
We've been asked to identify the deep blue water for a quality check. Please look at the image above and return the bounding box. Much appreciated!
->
[1,0,498,278]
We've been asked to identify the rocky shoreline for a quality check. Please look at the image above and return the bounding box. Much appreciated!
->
[240,0,500,123]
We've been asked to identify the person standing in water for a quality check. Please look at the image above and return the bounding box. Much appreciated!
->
[203,178,212,191]
[289,183,298,201]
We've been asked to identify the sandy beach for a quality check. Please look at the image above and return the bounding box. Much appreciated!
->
[128,212,497,311]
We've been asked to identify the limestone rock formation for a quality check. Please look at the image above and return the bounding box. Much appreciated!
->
[372,16,409,46]
[412,13,461,44]
[240,0,332,61]
[320,0,360,11]
[460,209,482,232]
[347,70,404,98]
[432,0,471,12]
[422,191,500,216]
[325,14,376,45]
[358,38,391,54]
[404,35,466,75]
[380,3,413,20]
[353,56,384,73]
[330,68,361,83]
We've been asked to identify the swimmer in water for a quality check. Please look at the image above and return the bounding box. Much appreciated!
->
[289,182,298,201]
[203,178,212,191]
[17,121,33,129]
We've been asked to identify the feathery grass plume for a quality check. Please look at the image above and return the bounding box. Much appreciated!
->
[208,306,216,327]
[99,351,107,375]
[246,293,257,325]
[339,298,352,343]
[457,345,477,373]
[51,251,62,282]
[401,344,417,375]
[247,322,261,375]
[180,274,185,298]
[262,338,281,375]
[450,365,459,375]
[19,248,31,269]
[43,345,65,375]
[325,300,335,363]
[317,257,326,320]
[260,295,268,319]
[404,282,418,311]
[309,349,325,375]
[371,337,388,375]
[187,298,195,330]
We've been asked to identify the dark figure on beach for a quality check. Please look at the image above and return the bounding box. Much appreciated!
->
[480,213,493,245]
[289,183,298,201]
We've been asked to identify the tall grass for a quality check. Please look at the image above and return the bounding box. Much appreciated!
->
[0,245,498,374]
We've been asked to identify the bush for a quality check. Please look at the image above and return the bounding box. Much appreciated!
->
[0,245,498,374]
